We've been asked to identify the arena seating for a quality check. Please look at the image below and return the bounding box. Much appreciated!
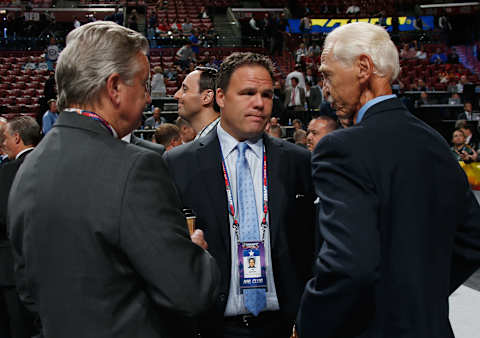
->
[0,52,47,119]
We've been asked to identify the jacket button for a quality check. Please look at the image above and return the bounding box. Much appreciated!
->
[218,293,226,303]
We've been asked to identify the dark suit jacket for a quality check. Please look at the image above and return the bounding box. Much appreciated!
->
[298,97,480,338]
[284,86,306,108]
[131,133,165,155]
[308,85,323,110]
[0,150,32,287]
[163,130,315,332]
[7,111,220,338]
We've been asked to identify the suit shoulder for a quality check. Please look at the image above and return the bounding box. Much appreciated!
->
[163,141,197,160]
[134,138,165,155]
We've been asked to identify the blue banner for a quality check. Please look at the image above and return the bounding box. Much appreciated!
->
[288,16,434,33]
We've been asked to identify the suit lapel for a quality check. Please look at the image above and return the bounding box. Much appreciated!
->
[197,131,231,253]
[263,134,285,250]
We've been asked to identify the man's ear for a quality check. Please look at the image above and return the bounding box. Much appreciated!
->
[106,73,122,106]
[202,89,214,105]
[357,54,374,83]
[216,88,225,109]
[14,132,21,146]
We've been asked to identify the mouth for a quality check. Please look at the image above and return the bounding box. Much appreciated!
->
[246,114,265,122]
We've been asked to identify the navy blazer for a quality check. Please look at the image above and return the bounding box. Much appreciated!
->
[297,97,480,338]
[164,129,316,331]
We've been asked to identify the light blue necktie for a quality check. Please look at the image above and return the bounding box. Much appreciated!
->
[236,142,266,316]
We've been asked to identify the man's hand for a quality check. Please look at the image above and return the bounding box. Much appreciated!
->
[191,229,208,250]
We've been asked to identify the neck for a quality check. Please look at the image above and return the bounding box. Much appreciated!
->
[191,108,219,134]
[353,77,392,124]
[70,103,128,138]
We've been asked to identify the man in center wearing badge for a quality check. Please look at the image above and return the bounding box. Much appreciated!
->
[164,52,316,338]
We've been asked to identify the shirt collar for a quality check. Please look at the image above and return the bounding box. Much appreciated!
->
[195,117,220,141]
[217,122,263,160]
[121,133,132,143]
[15,147,34,160]
[355,94,397,124]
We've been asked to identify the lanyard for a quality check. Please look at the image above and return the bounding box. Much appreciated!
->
[65,108,115,136]
[221,145,268,241]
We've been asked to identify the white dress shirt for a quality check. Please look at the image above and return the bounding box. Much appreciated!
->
[217,123,280,316]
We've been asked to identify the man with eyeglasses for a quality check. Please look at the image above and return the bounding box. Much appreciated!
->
[7,21,220,338]
[174,66,220,140]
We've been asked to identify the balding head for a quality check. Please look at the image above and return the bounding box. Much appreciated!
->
[306,116,338,151]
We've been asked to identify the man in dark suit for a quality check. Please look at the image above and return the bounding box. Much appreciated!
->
[8,21,219,338]
[297,22,480,338]
[0,116,41,338]
[0,117,8,166]
[308,79,323,110]
[164,52,316,338]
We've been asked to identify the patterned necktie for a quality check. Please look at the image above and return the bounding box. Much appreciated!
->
[236,142,266,316]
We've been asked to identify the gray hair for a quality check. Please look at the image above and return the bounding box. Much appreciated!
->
[7,116,41,147]
[323,22,399,82]
[56,21,149,111]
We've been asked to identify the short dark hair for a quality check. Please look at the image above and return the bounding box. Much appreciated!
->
[195,66,219,112]
[216,52,275,92]
[7,116,41,146]
[154,123,180,147]
[291,77,299,84]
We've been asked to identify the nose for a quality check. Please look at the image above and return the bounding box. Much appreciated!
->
[146,91,152,104]
[173,88,181,100]
[252,93,264,110]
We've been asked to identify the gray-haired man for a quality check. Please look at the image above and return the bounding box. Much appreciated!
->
[8,21,219,338]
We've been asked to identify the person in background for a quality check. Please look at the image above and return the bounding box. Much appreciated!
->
[144,107,166,129]
[292,118,303,131]
[457,102,474,120]
[154,123,182,151]
[0,117,8,165]
[42,98,58,135]
[0,116,42,338]
[455,119,479,151]
[294,129,307,148]
[174,66,220,140]
[285,77,306,111]
[150,66,166,99]
[268,124,282,138]
[451,129,477,163]
[175,116,197,143]
[306,116,338,151]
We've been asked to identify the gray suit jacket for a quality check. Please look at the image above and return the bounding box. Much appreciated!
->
[8,111,220,338]
[284,86,306,108]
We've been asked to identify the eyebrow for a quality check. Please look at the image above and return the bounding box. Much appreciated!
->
[239,87,274,94]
